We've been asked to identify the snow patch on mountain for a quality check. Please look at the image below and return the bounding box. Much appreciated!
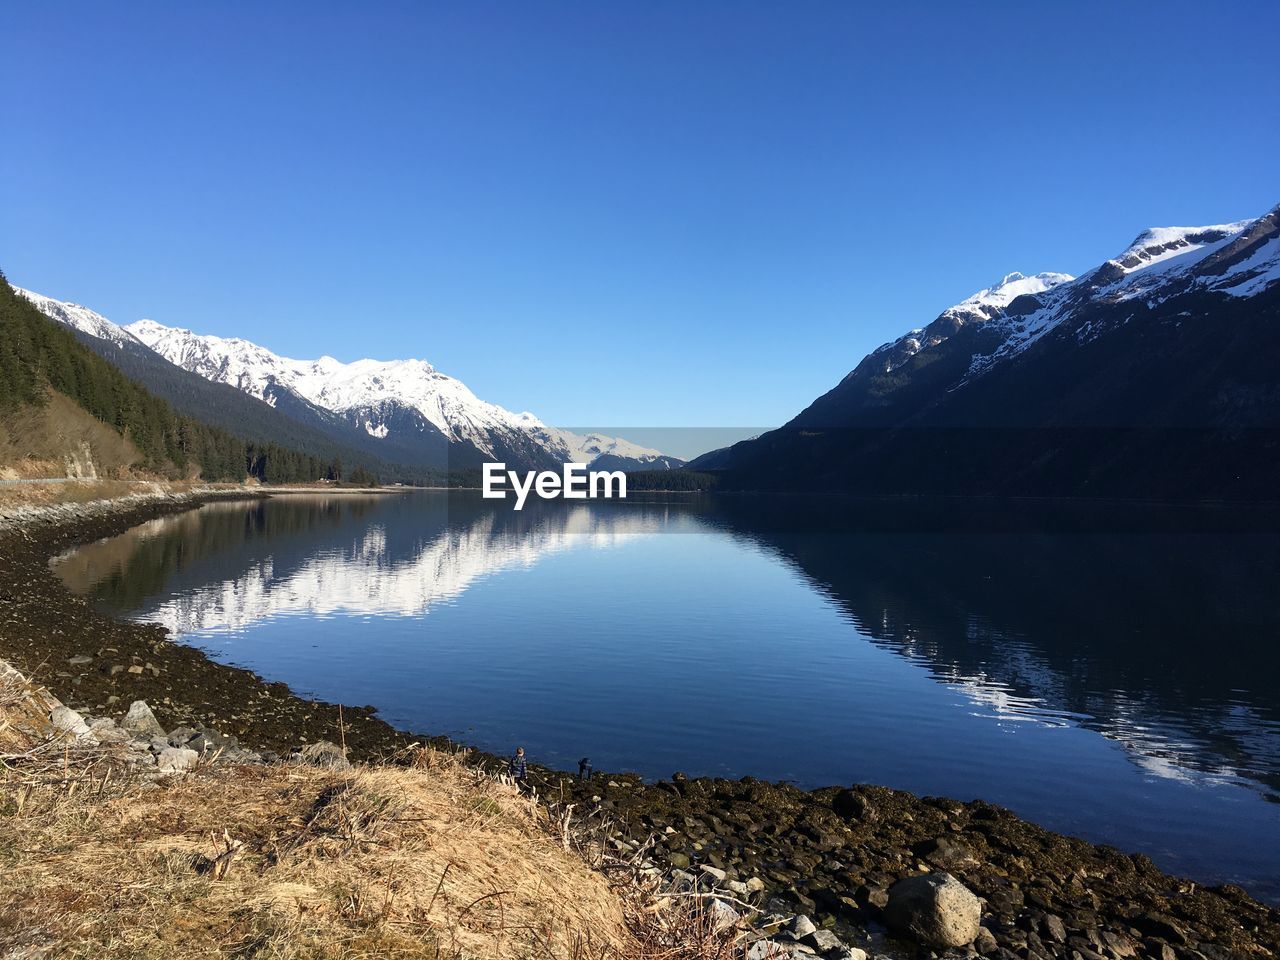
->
[1217,242,1280,298]
[18,288,675,468]
[126,320,545,451]
[949,271,1075,316]
[846,208,1280,391]
[1112,222,1254,276]
[123,319,670,465]
[869,272,1074,375]
[963,213,1279,377]
[14,288,142,348]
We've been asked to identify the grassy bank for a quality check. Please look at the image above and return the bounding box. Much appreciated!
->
[0,668,739,960]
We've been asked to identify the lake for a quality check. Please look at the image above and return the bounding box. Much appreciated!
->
[52,491,1280,903]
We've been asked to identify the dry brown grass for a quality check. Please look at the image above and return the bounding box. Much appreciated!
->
[0,392,144,481]
[0,478,164,512]
[0,748,620,959]
[0,723,745,960]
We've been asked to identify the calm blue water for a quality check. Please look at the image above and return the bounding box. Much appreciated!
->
[54,491,1280,902]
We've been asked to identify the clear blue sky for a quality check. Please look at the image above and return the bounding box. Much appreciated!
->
[3,1,1277,430]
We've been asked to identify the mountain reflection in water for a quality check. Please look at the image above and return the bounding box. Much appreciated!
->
[53,492,1280,900]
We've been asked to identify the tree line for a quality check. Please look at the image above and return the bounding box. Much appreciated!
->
[1,274,362,484]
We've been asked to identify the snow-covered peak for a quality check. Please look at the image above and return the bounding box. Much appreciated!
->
[125,318,543,447]
[866,271,1075,375]
[964,210,1279,376]
[14,288,142,348]
[120,316,674,465]
[16,282,673,467]
[538,429,664,464]
[859,205,1280,386]
[1111,220,1256,276]
[946,271,1075,317]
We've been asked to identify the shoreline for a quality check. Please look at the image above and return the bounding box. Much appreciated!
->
[1,490,1277,959]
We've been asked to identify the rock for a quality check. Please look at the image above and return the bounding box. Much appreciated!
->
[671,869,697,888]
[121,700,166,739]
[668,851,691,869]
[1131,913,1189,946]
[790,915,818,939]
[700,865,728,883]
[1041,914,1067,942]
[155,746,199,775]
[803,928,843,952]
[831,789,876,822]
[126,665,144,675]
[166,726,199,746]
[50,705,90,737]
[756,913,790,934]
[973,925,999,955]
[915,835,979,869]
[790,890,817,915]
[708,898,740,931]
[855,883,890,910]
[746,876,767,893]
[87,717,130,744]
[747,942,791,960]
[1100,930,1138,957]
[829,949,867,960]
[884,872,982,948]
[68,654,93,666]
[294,740,351,770]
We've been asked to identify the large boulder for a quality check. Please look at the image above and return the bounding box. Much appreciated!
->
[884,872,982,948]
[121,700,166,739]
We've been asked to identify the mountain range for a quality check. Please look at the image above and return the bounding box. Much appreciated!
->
[693,202,1280,499]
[13,200,1280,497]
[16,290,682,477]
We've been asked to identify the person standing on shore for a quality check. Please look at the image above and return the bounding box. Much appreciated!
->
[510,746,529,793]
[578,757,592,781]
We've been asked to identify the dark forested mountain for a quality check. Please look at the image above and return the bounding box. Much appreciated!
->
[694,204,1280,499]
[0,276,336,483]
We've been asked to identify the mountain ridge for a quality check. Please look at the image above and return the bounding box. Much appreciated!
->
[17,290,681,474]
[692,202,1280,498]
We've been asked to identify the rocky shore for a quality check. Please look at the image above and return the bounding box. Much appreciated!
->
[2,492,1277,960]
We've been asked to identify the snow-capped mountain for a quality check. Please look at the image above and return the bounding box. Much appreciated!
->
[695,201,1280,498]
[867,271,1075,376]
[837,212,1278,392]
[17,289,680,478]
[962,216,1271,379]
[13,288,145,349]
[14,286,463,479]
[124,318,544,449]
[123,319,677,470]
